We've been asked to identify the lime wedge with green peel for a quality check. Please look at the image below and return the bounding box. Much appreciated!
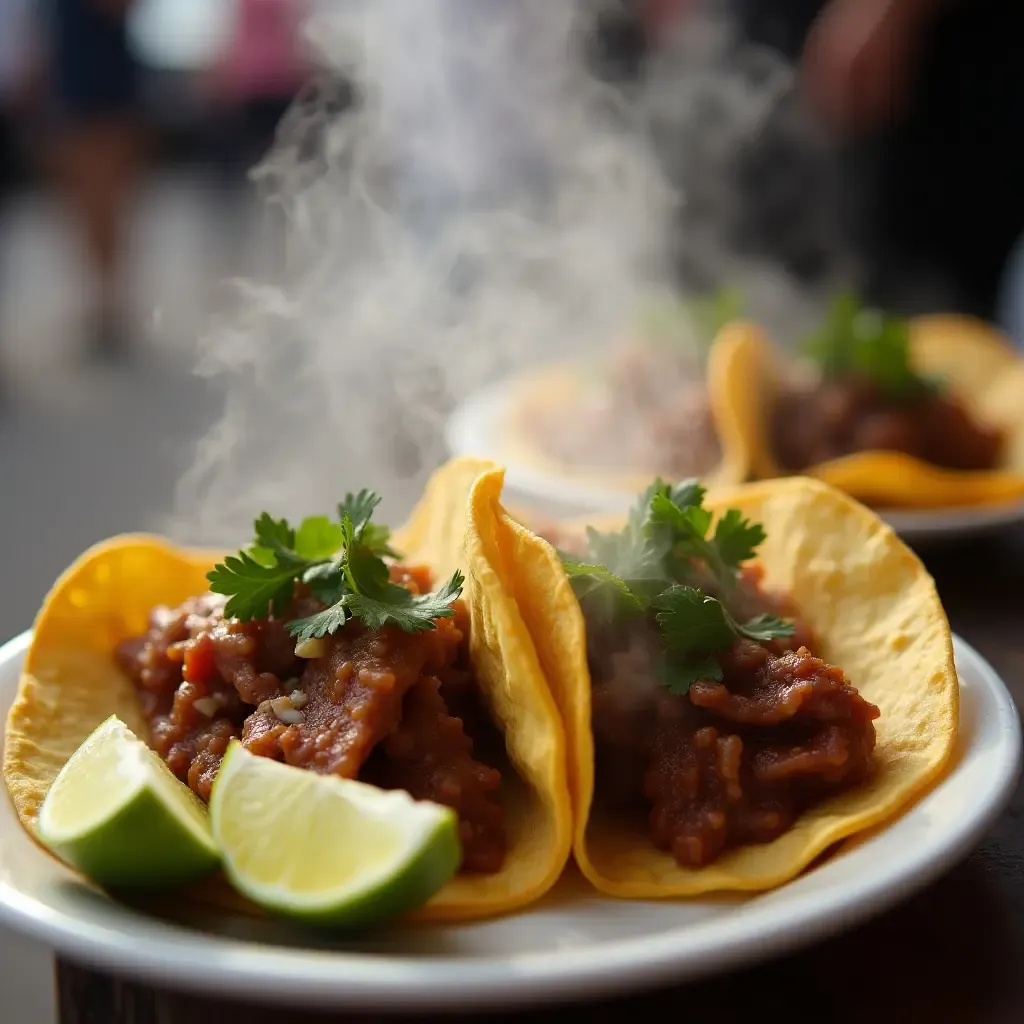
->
[38,715,220,888]
[209,742,460,929]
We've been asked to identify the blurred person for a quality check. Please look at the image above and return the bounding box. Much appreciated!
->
[765,0,1024,334]
[203,0,309,278]
[0,0,34,399]
[626,0,1024,333]
[42,0,145,359]
[0,0,32,192]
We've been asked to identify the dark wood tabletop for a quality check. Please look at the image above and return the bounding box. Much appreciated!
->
[56,526,1024,1024]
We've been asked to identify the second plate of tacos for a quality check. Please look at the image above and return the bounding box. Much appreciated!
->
[504,473,959,896]
[448,290,754,510]
[719,294,1024,512]
[3,457,572,923]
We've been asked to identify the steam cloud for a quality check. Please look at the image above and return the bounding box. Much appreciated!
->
[169,0,851,543]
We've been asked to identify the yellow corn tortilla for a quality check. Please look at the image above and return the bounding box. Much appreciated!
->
[498,331,752,495]
[3,456,572,922]
[720,317,1024,509]
[506,475,959,896]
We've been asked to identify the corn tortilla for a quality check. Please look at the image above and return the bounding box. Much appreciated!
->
[3,457,572,921]
[719,317,1024,509]
[508,475,959,896]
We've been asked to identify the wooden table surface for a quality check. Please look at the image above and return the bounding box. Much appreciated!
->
[56,527,1024,1024]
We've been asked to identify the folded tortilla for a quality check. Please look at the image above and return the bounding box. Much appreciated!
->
[3,457,572,921]
[718,316,1024,509]
[505,475,959,896]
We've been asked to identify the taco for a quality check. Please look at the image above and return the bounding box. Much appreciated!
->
[3,457,572,920]
[718,293,1024,509]
[498,289,752,494]
[501,474,957,896]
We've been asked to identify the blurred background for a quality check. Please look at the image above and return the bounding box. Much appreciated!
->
[0,0,310,643]
[1,0,1022,641]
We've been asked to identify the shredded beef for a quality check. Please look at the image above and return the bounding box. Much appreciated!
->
[363,675,505,874]
[772,374,1004,474]
[241,619,458,776]
[589,616,879,868]
[114,569,508,874]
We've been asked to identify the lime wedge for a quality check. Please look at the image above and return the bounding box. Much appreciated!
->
[209,741,460,929]
[38,715,220,888]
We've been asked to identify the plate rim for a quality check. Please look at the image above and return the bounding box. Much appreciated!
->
[0,629,1019,1012]
[445,377,1024,539]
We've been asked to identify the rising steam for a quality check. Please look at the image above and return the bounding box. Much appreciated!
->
[170,0,850,543]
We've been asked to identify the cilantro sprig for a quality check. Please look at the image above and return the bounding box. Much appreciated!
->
[803,292,943,402]
[559,480,793,694]
[207,490,464,641]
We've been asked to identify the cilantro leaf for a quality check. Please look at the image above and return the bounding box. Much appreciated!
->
[651,586,734,697]
[207,550,299,621]
[294,516,345,560]
[557,475,796,697]
[287,570,464,641]
[361,523,400,559]
[648,489,734,589]
[339,490,382,538]
[803,292,940,402]
[208,496,463,641]
[253,512,295,552]
[251,513,344,570]
[732,612,795,643]
[669,478,707,510]
[660,654,723,696]
[338,490,399,559]
[345,535,392,598]
[250,512,303,569]
[710,509,766,569]
[649,491,713,544]
[652,586,795,694]
[344,570,465,634]
[653,586,736,656]
[562,559,645,622]
[301,561,345,606]
[288,602,350,643]
[578,476,767,596]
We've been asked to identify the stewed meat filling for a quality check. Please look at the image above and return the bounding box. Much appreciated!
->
[584,574,879,869]
[114,568,507,874]
[772,374,1004,473]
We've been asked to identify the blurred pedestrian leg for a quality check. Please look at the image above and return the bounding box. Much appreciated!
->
[205,0,309,282]
[44,0,145,360]
[0,0,33,400]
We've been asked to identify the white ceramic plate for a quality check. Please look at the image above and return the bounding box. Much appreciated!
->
[0,630,1018,1013]
[446,379,1024,541]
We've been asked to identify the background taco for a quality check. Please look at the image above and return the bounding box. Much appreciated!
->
[718,296,1024,509]
[3,457,572,921]
[503,475,958,897]
[497,289,752,495]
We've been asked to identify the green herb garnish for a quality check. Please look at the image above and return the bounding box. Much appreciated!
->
[559,480,793,695]
[803,292,942,401]
[207,490,464,641]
